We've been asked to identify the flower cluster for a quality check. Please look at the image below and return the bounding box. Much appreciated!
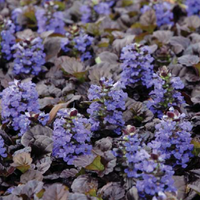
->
[147,66,185,118]
[141,1,174,27]
[124,133,176,199]
[1,80,40,135]
[80,1,113,23]
[0,19,16,61]
[151,108,193,168]
[185,0,200,16]
[0,135,7,158]
[53,108,92,165]
[87,78,127,135]
[120,43,154,88]
[61,31,94,61]
[12,37,46,76]
[36,1,65,34]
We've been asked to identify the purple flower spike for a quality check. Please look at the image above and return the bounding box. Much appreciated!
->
[12,37,46,76]
[1,80,40,135]
[124,133,177,199]
[36,1,65,34]
[120,43,154,88]
[87,77,127,135]
[150,108,194,168]
[1,19,16,61]
[53,108,92,165]
[147,66,185,118]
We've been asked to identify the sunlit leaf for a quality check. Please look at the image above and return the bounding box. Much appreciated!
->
[95,57,102,64]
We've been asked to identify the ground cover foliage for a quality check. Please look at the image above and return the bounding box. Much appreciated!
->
[1,0,200,199]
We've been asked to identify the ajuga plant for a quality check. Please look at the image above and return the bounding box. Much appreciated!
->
[12,36,46,76]
[52,108,92,165]
[87,77,127,135]
[123,129,177,200]
[147,66,185,118]
[141,0,174,27]
[150,108,194,168]
[120,43,154,89]
[185,0,200,16]
[61,29,94,61]
[1,80,40,136]
[80,0,114,23]
[0,19,16,61]
[36,0,65,34]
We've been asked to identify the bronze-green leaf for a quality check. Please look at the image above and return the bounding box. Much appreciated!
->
[98,42,109,48]
[194,63,200,77]
[54,2,66,11]
[122,0,133,7]
[73,71,88,82]
[191,138,200,156]
[134,32,149,43]
[85,156,104,171]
